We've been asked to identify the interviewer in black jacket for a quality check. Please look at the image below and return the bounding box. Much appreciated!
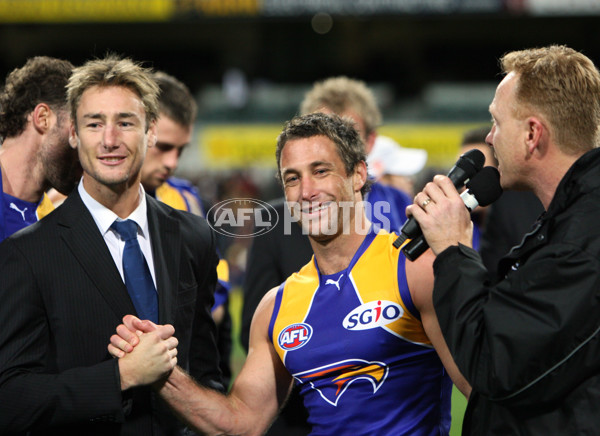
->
[407,45,600,434]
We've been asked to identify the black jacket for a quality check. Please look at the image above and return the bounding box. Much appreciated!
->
[0,191,223,435]
[432,148,600,435]
[479,190,543,278]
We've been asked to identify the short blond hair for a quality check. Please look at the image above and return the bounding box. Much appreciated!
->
[501,45,600,153]
[67,54,159,131]
[300,76,382,136]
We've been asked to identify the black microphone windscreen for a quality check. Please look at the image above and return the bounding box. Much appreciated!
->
[465,166,503,207]
[456,148,485,176]
[396,147,485,246]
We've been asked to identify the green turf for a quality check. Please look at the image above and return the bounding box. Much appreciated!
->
[451,386,467,435]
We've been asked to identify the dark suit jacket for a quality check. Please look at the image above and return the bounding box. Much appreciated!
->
[0,190,223,435]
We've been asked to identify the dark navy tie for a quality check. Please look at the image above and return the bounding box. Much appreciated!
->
[111,219,158,323]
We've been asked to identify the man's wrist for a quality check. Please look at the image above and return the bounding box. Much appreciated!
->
[118,358,135,391]
[159,366,187,395]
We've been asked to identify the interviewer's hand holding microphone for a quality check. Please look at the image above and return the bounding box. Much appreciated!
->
[407,175,477,256]
[402,149,503,258]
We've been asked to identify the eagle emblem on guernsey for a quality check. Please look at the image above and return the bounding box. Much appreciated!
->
[293,359,389,406]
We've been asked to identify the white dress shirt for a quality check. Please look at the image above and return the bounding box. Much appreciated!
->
[78,181,157,288]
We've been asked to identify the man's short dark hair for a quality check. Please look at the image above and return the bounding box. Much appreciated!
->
[276,112,372,197]
[0,56,73,141]
[154,71,197,127]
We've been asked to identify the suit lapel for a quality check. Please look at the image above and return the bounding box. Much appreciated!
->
[146,195,180,325]
[58,190,137,321]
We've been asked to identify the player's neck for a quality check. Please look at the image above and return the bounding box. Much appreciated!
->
[311,224,368,275]
[0,136,46,203]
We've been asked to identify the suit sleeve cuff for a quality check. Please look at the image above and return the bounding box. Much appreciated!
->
[113,359,133,420]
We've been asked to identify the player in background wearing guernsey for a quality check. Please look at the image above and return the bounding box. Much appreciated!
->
[108,113,470,435]
[139,71,204,215]
[0,57,81,242]
[139,70,232,384]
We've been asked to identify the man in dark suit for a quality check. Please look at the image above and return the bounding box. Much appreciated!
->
[0,55,223,435]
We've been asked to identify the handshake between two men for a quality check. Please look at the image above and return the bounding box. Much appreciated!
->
[109,316,179,390]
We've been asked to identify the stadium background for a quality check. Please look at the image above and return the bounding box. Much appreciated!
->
[1,1,599,433]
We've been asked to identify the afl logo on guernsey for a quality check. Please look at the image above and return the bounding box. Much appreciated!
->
[343,300,403,331]
[278,323,313,350]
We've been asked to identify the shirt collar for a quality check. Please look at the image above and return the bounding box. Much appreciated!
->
[78,179,149,237]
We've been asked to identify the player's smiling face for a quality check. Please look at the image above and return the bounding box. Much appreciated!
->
[280,135,361,241]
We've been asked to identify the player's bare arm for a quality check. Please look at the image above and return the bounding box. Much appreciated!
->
[109,288,294,435]
[406,250,472,398]
[157,286,292,435]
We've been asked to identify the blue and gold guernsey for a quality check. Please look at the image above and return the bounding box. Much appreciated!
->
[269,229,452,435]
[155,177,205,217]
[0,168,54,242]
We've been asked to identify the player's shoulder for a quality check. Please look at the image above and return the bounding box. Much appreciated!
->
[259,285,280,311]
[166,176,197,191]
[0,201,65,259]
[286,256,318,282]
[167,177,207,215]
[165,177,199,197]
[149,193,209,233]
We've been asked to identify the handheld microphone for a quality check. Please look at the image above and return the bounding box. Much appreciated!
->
[402,166,503,262]
[460,166,503,211]
[393,148,485,249]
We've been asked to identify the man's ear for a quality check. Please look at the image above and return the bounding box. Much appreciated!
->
[31,103,51,133]
[525,116,545,155]
[353,160,368,193]
[147,121,157,148]
[68,121,78,149]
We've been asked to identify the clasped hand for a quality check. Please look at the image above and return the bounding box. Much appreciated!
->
[109,315,179,390]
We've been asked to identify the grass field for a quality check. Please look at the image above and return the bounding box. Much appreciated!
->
[228,288,467,435]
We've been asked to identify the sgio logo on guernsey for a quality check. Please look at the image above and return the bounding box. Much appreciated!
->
[278,323,313,351]
[343,300,404,331]
[207,198,279,238]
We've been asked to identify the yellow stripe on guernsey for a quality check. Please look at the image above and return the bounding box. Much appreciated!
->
[36,193,55,220]
[352,232,430,345]
[272,232,430,362]
[155,183,188,212]
[180,189,203,216]
[156,182,205,217]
